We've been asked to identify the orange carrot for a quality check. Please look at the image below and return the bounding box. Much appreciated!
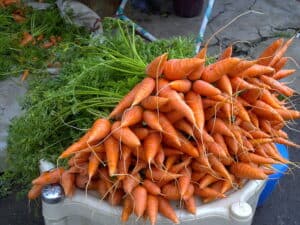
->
[260,89,281,109]
[143,110,163,131]
[144,132,161,164]
[158,197,179,224]
[141,96,168,110]
[252,100,284,122]
[228,60,258,76]
[258,38,283,65]
[218,45,232,61]
[163,148,184,156]
[88,152,102,180]
[273,57,288,71]
[146,168,182,183]
[273,69,296,80]
[147,195,159,225]
[202,98,218,109]
[276,108,300,120]
[165,155,179,170]
[162,183,181,200]
[178,169,191,196]
[28,184,43,200]
[21,69,29,81]
[146,53,168,78]
[269,37,294,66]
[143,179,161,195]
[61,171,75,197]
[192,80,222,96]
[159,113,181,147]
[201,57,240,83]
[132,127,149,140]
[194,187,226,199]
[120,106,143,127]
[109,82,141,119]
[32,168,64,185]
[198,174,219,189]
[175,132,199,157]
[87,118,111,144]
[184,196,196,214]
[260,75,294,97]
[239,152,275,164]
[208,155,232,182]
[121,196,133,222]
[169,157,192,174]
[185,91,205,131]
[20,32,33,46]
[104,136,119,176]
[163,58,204,80]
[158,78,196,125]
[231,76,257,91]
[217,75,232,96]
[111,121,141,148]
[174,119,194,136]
[165,110,185,123]
[132,186,147,218]
[230,162,267,180]
[169,79,192,93]
[108,189,123,206]
[207,118,234,137]
[123,173,141,194]
[132,77,155,106]
[236,64,274,78]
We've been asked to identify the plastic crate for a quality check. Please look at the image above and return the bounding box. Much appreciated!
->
[257,144,289,207]
[40,161,266,225]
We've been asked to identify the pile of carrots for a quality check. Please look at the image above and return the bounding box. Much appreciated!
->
[28,37,299,224]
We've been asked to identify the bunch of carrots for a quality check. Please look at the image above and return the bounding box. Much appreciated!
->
[28,37,299,224]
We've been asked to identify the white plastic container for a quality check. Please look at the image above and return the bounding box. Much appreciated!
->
[40,160,266,225]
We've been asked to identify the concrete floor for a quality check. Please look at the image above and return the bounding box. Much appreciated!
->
[0,0,300,224]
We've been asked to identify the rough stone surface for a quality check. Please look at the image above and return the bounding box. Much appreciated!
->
[0,78,26,171]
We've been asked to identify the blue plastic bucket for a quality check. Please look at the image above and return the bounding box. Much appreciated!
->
[257,143,289,207]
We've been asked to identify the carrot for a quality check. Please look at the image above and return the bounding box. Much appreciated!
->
[28,184,43,200]
[159,113,181,147]
[104,136,119,176]
[212,133,230,155]
[121,196,133,222]
[87,118,111,144]
[60,171,75,197]
[88,152,102,179]
[191,172,206,182]
[216,75,232,96]
[260,89,282,109]
[120,106,143,127]
[273,69,296,80]
[32,168,64,185]
[250,138,273,146]
[228,60,258,76]
[198,174,219,189]
[252,100,284,122]
[269,37,294,66]
[185,91,205,131]
[155,146,165,167]
[188,62,205,80]
[182,183,194,200]
[158,197,179,224]
[165,155,179,170]
[202,98,218,109]
[258,38,283,65]
[225,136,239,155]
[248,111,259,128]
[260,75,294,97]
[109,82,141,119]
[111,121,141,148]
[273,57,288,71]
[146,53,168,78]
[162,183,181,200]
[194,187,226,199]
[192,80,221,96]
[132,127,149,140]
[194,128,215,143]
[141,96,168,110]
[132,77,155,106]
[169,79,192,93]
[158,79,196,125]
[249,130,270,139]
[132,186,147,218]
[231,77,258,91]
[131,147,147,162]
[207,118,234,137]
[165,110,185,123]
[98,167,113,190]
[178,169,191,196]
[175,132,199,157]
[123,173,141,194]
[21,69,29,81]
[206,142,228,159]
[276,108,300,120]
[230,162,267,180]
[208,155,232,182]
[247,77,272,89]
[108,189,123,206]
[163,147,184,156]
[174,119,194,136]
[169,157,192,174]
[143,179,161,195]
[20,32,33,46]
[131,160,147,175]
[144,132,161,164]
[238,152,275,164]
[145,168,182,183]
[118,153,131,181]
[218,45,232,61]
[273,137,300,148]
[143,110,163,132]
[147,195,159,225]
[201,57,240,83]
[236,64,274,78]
[235,99,251,122]
[163,58,204,80]
[184,196,196,214]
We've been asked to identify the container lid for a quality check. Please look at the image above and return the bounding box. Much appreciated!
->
[230,202,252,220]
[42,184,64,204]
